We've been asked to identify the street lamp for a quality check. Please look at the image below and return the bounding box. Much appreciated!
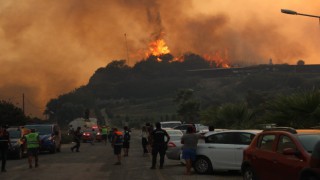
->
[281,9,320,23]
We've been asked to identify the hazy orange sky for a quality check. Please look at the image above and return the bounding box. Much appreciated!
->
[0,0,319,118]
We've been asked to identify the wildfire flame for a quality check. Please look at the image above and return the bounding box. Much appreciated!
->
[146,39,170,57]
[134,33,231,68]
[203,49,230,68]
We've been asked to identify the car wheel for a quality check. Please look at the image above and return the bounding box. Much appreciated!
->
[193,156,213,174]
[243,166,257,180]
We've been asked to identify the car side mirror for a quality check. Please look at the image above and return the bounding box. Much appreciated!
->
[283,148,301,156]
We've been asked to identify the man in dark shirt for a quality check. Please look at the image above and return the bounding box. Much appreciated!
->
[150,122,170,169]
[0,125,12,172]
[71,127,82,152]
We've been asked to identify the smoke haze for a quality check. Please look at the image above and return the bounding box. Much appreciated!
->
[0,0,319,117]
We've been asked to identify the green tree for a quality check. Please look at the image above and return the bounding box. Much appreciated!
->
[174,89,201,123]
[200,103,255,129]
[0,100,28,126]
[263,88,320,128]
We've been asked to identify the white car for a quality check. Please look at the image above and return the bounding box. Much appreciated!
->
[164,128,183,160]
[193,130,262,174]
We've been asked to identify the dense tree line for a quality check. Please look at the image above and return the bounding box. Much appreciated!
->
[43,52,320,129]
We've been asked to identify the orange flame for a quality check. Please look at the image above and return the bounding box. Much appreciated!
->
[203,49,230,68]
[146,39,170,57]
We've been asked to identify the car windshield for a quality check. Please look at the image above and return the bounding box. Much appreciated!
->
[8,130,21,138]
[298,134,320,153]
[161,123,181,128]
[25,125,52,135]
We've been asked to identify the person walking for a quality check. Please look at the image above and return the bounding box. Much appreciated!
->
[24,128,40,169]
[112,128,123,165]
[123,126,131,157]
[150,122,170,169]
[181,125,201,175]
[71,127,82,152]
[101,126,108,145]
[90,128,96,145]
[141,126,149,156]
[0,125,12,172]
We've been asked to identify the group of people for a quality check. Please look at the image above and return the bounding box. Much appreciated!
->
[69,125,131,165]
[141,122,202,175]
[0,125,40,172]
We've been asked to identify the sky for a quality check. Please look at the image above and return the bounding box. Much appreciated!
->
[0,0,319,118]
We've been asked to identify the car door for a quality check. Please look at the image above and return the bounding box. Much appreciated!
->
[273,135,306,180]
[252,134,278,180]
[233,132,255,169]
[205,132,236,170]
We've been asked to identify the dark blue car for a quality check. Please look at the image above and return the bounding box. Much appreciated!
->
[24,124,61,153]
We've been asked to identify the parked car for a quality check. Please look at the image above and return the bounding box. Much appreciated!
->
[241,128,320,180]
[7,126,30,159]
[24,124,61,153]
[194,129,262,174]
[173,124,209,134]
[164,128,184,160]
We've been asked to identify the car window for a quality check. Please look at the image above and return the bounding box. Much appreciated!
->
[234,132,255,145]
[174,125,188,130]
[206,132,234,144]
[276,135,296,153]
[258,134,276,151]
[25,125,52,135]
[8,130,21,138]
[298,134,320,153]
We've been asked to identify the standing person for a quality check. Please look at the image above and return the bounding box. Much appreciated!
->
[90,128,96,145]
[141,126,149,156]
[181,126,201,175]
[146,123,153,154]
[0,125,12,172]
[112,128,123,165]
[101,126,108,145]
[24,128,40,169]
[150,122,170,169]
[122,126,131,157]
[71,127,82,152]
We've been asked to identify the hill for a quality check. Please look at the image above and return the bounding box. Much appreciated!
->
[44,54,320,129]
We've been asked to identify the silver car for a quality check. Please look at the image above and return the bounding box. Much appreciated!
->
[164,128,183,160]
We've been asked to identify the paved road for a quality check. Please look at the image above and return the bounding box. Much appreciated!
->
[0,130,242,180]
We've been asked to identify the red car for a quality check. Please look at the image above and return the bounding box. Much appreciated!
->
[82,128,102,143]
[241,128,320,180]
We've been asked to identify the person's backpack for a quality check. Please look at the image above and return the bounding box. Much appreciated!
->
[124,131,131,142]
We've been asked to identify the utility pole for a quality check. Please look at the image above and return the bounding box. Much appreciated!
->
[22,93,25,115]
[124,33,130,65]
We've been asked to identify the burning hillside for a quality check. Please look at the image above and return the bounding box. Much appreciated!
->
[139,36,231,68]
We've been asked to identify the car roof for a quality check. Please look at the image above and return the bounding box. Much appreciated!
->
[204,129,262,137]
[160,121,181,124]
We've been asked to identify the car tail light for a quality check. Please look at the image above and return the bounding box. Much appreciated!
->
[167,142,176,148]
